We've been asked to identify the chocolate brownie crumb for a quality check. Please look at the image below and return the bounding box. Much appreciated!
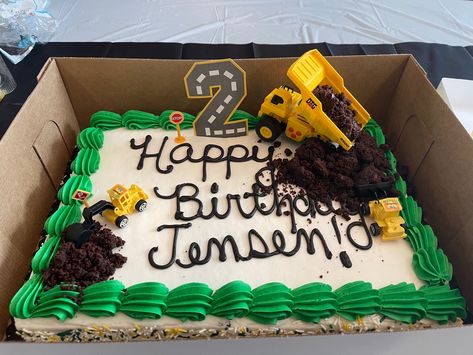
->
[284,148,293,157]
[313,85,361,141]
[270,131,397,211]
[43,222,127,289]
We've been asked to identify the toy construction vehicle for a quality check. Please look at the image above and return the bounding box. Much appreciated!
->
[65,184,148,247]
[360,198,407,241]
[256,49,370,150]
[101,184,149,228]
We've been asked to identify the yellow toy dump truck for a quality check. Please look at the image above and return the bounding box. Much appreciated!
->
[360,198,407,241]
[102,184,149,228]
[256,49,370,150]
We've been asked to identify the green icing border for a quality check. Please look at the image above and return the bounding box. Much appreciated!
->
[10,112,466,326]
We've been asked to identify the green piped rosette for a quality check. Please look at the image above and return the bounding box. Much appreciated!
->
[32,284,80,321]
[421,285,466,324]
[9,274,44,319]
[79,280,125,317]
[210,281,253,319]
[394,176,407,196]
[400,195,422,227]
[44,204,82,238]
[90,111,122,130]
[31,237,61,273]
[122,110,160,129]
[165,283,213,321]
[120,282,169,320]
[363,119,386,146]
[57,175,92,205]
[76,127,104,149]
[248,282,294,324]
[292,283,337,323]
[71,148,100,175]
[335,281,380,321]
[89,109,259,132]
[379,283,426,323]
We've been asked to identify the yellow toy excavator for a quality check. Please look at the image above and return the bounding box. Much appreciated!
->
[256,49,370,150]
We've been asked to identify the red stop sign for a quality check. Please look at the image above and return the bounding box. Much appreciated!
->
[170,111,184,124]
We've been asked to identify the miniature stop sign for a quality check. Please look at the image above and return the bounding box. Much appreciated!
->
[170,111,184,125]
[170,111,186,143]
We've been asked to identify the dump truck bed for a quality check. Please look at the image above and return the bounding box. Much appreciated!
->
[288,49,371,127]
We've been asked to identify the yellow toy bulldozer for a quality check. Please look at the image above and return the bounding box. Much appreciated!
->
[360,198,407,241]
[101,184,149,228]
[65,184,149,247]
[256,49,370,150]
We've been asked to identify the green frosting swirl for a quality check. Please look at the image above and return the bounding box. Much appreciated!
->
[44,204,82,237]
[31,237,61,273]
[76,127,104,150]
[165,283,213,321]
[413,248,453,285]
[407,224,438,252]
[9,274,44,319]
[379,283,426,323]
[395,176,407,196]
[88,109,259,132]
[421,285,466,324]
[57,175,92,205]
[32,284,80,321]
[122,110,160,129]
[335,281,380,321]
[120,282,169,320]
[292,282,337,323]
[400,195,422,227]
[363,119,385,146]
[158,110,196,130]
[71,148,100,176]
[248,282,294,324]
[90,111,123,130]
[210,281,253,319]
[385,150,397,173]
[408,225,452,285]
[79,280,125,317]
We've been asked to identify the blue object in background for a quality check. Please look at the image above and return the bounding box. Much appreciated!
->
[0,0,57,64]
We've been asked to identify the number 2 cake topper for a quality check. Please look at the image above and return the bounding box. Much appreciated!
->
[184,59,247,138]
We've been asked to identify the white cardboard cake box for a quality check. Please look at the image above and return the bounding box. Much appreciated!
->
[1,54,473,351]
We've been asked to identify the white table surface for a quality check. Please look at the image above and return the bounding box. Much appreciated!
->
[48,0,473,45]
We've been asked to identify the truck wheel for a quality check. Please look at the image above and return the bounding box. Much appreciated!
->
[370,223,381,236]
[135,199,148,212]
[256,115,282,142]
[360,203,370,216]
[115,215,129,228]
